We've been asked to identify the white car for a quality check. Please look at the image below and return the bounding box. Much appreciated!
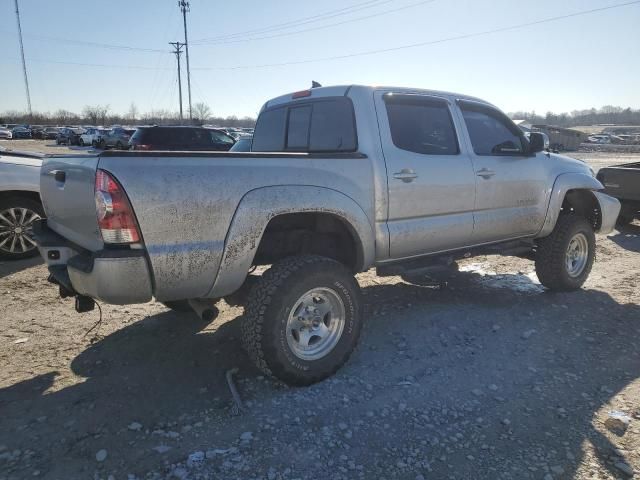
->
[79,127,108,147]
[0,127,13,140]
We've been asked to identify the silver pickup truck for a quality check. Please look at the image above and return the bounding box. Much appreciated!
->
[35,85,620,385]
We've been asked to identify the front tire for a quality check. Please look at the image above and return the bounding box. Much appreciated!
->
[242,255,362,386]
[535,215,595,291]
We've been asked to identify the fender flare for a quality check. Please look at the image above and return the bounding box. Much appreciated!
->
[207,185,375,298]
[537,172,605,238]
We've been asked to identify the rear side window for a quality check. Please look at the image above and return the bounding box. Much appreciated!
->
[460,103,525,155]
[252,108,286,151]
[384,95,459,155]
[252,97,357,153]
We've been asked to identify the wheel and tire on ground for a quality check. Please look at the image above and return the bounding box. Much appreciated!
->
[0,197,44,260]
[535,215,596,291]
[79,138,85,146]
[91,140,98,148]
[241,255,362,386]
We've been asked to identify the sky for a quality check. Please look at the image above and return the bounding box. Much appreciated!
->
[1,0,639,119]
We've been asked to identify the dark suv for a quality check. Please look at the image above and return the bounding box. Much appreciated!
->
[56,127,81,145]
[129,126,236,151]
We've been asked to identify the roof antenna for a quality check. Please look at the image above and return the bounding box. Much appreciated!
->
[311,81,322,88]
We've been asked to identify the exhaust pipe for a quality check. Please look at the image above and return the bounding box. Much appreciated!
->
[188,299,218,322]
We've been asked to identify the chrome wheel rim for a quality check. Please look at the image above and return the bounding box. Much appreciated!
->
[0,207,41,255]
[286,287,346,361]
[566,232,589,277]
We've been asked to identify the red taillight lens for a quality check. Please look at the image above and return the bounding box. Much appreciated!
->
[95,169,140,244]
[292,90,311,99]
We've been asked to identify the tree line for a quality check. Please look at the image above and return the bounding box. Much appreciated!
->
[507,106,640,128]
[0,102,256,128]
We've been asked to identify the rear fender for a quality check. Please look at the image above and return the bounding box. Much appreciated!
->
[207,186,374,299]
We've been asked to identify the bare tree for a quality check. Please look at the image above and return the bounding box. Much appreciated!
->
[193,102,212,121]
[82,105,110,125]
[127,102,139,123]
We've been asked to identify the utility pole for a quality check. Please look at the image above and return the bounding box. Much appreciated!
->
[14,0,32,116]
[169,42,185,123]
[178,1,193,122]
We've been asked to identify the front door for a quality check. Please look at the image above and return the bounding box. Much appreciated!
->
[375,91,477,259]
[456,100,549,243]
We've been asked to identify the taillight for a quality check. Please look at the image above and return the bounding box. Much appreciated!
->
[95,169,141,244]
[134,144,152,150]
[292,90,311,99]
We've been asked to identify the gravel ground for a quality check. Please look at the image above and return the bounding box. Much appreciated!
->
[0,143,639,480]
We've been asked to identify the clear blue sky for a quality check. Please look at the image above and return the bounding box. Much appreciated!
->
[1,0,639,118]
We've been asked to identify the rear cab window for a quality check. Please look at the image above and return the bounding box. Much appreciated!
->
[252,97,357,153]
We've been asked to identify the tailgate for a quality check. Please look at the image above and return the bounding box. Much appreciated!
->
[598,166,640,202]
[40,155,103,251]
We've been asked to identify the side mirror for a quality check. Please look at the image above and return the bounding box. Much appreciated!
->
[528,132,549,153]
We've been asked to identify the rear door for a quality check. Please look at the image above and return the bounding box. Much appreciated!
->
[374,91,476,259]
[456,101,548,243]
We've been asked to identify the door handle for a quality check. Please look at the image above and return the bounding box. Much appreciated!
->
[393,169,418,183]
[476,168,496,179]
[49,170,66,182]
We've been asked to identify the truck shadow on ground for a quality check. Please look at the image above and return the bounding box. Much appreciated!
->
[0,272,638,478]
[0,256,42,279]
[608,223,640,253]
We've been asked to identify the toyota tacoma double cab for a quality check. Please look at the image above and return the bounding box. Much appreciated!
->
[34,85,620,385]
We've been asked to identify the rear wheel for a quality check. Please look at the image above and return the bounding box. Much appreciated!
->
[91,140,98,147]
[0,197,44,260]
[242,255,362,386]
[617,205,637,226]
[535,215,595,291]
[79,138,85,146]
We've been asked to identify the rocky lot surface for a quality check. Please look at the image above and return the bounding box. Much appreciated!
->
[0,145,638,479]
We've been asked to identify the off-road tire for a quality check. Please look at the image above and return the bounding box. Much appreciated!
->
[535,215,595,291]
[241,255,362,386]
[616,205,636,226]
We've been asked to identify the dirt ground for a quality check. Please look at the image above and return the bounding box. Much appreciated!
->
[0,144,639,480]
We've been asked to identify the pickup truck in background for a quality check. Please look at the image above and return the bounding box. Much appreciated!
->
[0,149,44,260]
[596,162,640,225]
[34,85,620,386]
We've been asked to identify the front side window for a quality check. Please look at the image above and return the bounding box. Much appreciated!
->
[384,95,459,155]
[460,104,525,155]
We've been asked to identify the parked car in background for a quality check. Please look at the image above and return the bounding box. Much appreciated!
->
[11,126,32,139]
[0,127,13,140]
[56,127,81,146]
[229,135,252,152]
[588,134,612,144]
[100,127,136,150]
[80,128,109,147]
[0,149,44,259]
[129,126,235,151]
[41,127,60,140]
[30,126,45,139]
[597,161,640,225]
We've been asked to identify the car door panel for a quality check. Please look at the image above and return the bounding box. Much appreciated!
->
[375,91,476,259]
[455,101,549,243]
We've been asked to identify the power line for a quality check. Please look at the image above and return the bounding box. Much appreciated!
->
[0,29,168,53]
[192,0,392,43]
[193,0,437,46]
[7,1,639,73]
[192,0,640,70]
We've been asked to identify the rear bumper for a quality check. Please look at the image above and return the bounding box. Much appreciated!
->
[34,220,153,305]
